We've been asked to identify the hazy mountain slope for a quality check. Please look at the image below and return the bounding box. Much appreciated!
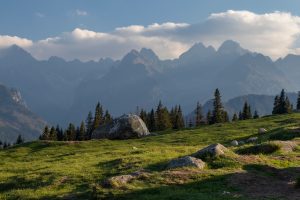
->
[0,45,113,125]
[0,84,46,143]
[276,54,300,87]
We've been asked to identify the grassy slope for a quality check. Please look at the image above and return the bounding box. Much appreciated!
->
[0,114,300,199]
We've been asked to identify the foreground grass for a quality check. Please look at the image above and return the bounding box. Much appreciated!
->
[0,114,300,199]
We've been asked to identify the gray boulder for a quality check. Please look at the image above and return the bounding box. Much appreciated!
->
[247,137,258,143]
[258,128,267,134]
[167,156,205,169]
[92,114,150,140]
[231,140,239,146]
[192,143,228,159]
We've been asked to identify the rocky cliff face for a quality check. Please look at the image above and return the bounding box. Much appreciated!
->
[0,84,46,143]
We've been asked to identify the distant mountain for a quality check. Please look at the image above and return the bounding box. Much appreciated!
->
[0,45,113,125]
[0,40,299,125]
[0,84,46,143]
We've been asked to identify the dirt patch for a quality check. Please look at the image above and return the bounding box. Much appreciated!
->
[228,165,300,200]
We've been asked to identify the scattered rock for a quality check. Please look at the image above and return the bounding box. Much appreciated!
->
[258,128,267,134]
[166,156,206,169]
[103,170,150,188]
[231,140,239,146]
[192,143,228,159]
[92,114,150,140]
[239,141,245,145]
[247,137,258,143]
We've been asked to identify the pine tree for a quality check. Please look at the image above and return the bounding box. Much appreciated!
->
[284,96,292,113]
[272,95,280,114]
[212,88,225,124]
[139,109,148,123]
[232,113,238,121]
[174,105,185,129]
[206,110,212,125]
[242,101,252,120]
[195,102,203,127]
[147,109,156,131]
[40,126,50,140]
[16,134,24,144]
[56,125,64,141]
[77,121,86,141]
[85,111,94,140]
[93,102,104,130]
[253,110,259,119]
[238,111,243,120]
[49,126,57,140]
[104,110,112,124]
[65,123,76,141]
[297,92,300,110]
[155,101,171,131]
[223,111,229,122]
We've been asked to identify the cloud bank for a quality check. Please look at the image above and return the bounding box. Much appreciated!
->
[1,10,300,61]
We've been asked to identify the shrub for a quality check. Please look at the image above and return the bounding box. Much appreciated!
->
[237,143,281,155]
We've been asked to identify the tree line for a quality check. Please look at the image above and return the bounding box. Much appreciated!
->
[38,88,300,142]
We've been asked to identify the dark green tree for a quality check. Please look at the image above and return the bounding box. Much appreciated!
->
[77,121,86,141]
[253,110,259,119]
[212,89,225,124]
[139,109,148,123]
[56,125,64,141]
[272,89,292,114]
[232,113,238,121]
[155,101,171,131]
[147,109,156,131]
[65,123,76,141]
[297,92,300,110]
[206,110,212,125]
[242,101,252,120]
[195,102,203,127]
[93,102,104,130]
[49,126,57,141]
[40,126,49,140]
[104,110,112,124]
[16,134,24,144]
[85,111,94,140]
[238,111,243,120]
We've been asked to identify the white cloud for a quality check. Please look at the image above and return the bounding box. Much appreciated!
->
[2,10,300,61]
[0,35,32,48]
[75,9,88,16]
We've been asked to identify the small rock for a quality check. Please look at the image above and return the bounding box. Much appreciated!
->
[258,128,267,134]
[247,137,258,143]
[239,141,245,145]
[167,156,205,169]
[192,143,228,159]
[231,140,239,146]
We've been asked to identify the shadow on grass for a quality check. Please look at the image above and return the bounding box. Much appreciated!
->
[98,164,300,200]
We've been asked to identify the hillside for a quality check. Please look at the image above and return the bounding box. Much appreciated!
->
[0,84,46,143]
[0,114,299,199]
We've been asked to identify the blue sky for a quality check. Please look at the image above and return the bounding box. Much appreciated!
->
[1,0,300,40]
[1,0,300,61]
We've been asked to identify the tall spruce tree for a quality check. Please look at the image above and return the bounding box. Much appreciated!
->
[139,109,148,123]
[272,89,292,114]
[40,126,49,140]
[155,101,171,131]
[93,102,104,130]
[78,121,86,141]
[65,123,76,141]
[297,92,300,110]
[104,110,112,124]
[85,111,94,140]
[253,110,259,119]
[174,105,185,129]
[147,109,156,131]
[49,126,57,141]
[56,125,64,141]
[16,134,24,144]
[232,113,238,121]
[206,110,212,125]
[195,102,203,127]
[212,88,225,124]
[242,101,252,120]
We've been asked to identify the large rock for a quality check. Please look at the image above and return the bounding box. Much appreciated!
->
[192,143,228,160]
[91,114,150,140]
[167,156,205,169]
[258,128,267,134]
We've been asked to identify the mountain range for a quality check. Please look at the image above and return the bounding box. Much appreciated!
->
[0,40,299,126]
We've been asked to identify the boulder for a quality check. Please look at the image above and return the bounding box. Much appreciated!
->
[92,114,150,140]
[247,137,258,143]
[166,156,205,169]
[192,143,228,159]
[231,140,239,146]
[258,128,267,134]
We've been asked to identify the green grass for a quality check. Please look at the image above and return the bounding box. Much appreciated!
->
[0,113,300,199]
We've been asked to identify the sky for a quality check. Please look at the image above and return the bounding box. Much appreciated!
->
[1,0,300,61]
